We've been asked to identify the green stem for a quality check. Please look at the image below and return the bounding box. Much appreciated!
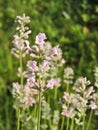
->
[66,84,69,92]
[60,116,65,130]
[66,83,70,130]
[70,117,74,130]
[33,105,37,117]
[43,120,47,130]
[66,117,70,130]
[86,110,93,130]
[5,95,10,130]
[54,87,57,99]
[82,115,85,130]
[47,97,52,129]
[75,125,78,130]
[21,110,25,130]
[48,120,52,130]
[17,109,20,130]
[37,91,41,130]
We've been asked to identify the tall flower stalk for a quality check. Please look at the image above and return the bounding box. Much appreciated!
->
[60,67,74,130]
[11,14,31,130]
[73,77,95,130]
[17,51,23,130]
[17,52,23,130]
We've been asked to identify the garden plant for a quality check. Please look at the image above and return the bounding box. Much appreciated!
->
[10,14,98,130]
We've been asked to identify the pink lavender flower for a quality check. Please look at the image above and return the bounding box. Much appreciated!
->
[84,86,95,99]
[50,46,59,56]
[90,93,98,115]
[24,30,32,38]
[16,13,30,25]
[12,81,38,109]
[25,40,32,51]
[54,78,61,88]
[38,60,50,76]
[46,78,61,89]
[35,33,47,45]
[46,78,55,89]
[42,60,50,68]
[27,60,38,72]
[63,92,75,104]
[12,82,21,96]
[89,101,97,110]
[17,67,27,78]
[23,84,36,108]
[49,45,64,67]
[64,67,74,84]
[62,104,76,118]
[27,74,36,83]
[24,96,36,107]
[73,77,90,93]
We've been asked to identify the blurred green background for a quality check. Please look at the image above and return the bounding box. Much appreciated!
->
[0,0,98,129]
